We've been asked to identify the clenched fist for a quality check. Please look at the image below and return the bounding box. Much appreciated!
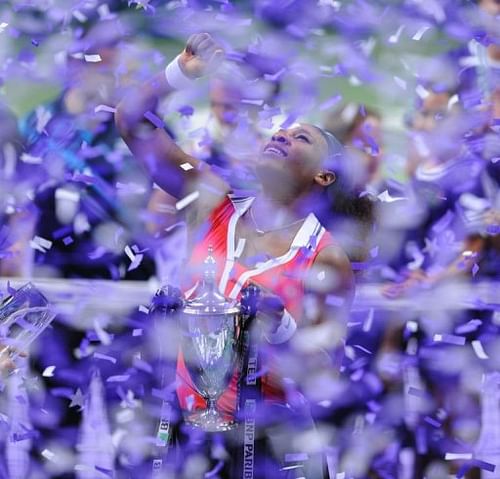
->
[178,33,224,79]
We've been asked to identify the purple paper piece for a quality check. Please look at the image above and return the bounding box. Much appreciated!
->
[144,111,165,129]
[280,113,299,129]
[69,389,85,410]
[12,429,39,442]
[407,387,428,398]
[106,374,130,383]
[353,344,372,355]
[63,236,74,245]
[469,459,496,472]
[132,357,153,374]
[455,319,482,334]
[433,334,466,346]
[94,465,114,477]
[177,105,194,116]
[205,460,224,478]
[52,225,72,240]
[72,173,96,185]
[486,224,500,235]
[319,94,342,111]
[424,416,441,428]
[50,388,74,399]
[416,426,427,454]
[472,263,479,277]
[93,353,117,364]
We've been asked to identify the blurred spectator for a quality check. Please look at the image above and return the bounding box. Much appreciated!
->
[0,102,37,278]
[21,19,154,280]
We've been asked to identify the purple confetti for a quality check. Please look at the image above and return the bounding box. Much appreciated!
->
[144,111,165,129]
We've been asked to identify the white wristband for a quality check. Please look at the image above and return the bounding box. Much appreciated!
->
[165,54,195,90]
[265,309,297,345]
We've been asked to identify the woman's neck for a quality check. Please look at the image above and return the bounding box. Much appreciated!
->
[249,193,304,233]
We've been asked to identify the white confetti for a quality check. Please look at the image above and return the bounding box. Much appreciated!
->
[412,26,431,41]
[377,190,407,203]
[362,308,374,332]
[394,76,407,90]
[30,236,53,253]
[41,449,56,461]
[180,162,194,171]
[72,10,87,22]
[241,98,264,106]
[406,320,419,333]
[175,190,200,211]
[124,245,136,262]
[94,319,112,345]
[84,54,102,63]
[472,340,489,359]
[388,25,405,44]
[348,75,362,86]
[20,153,43,164]
[94,104,116,114]
[416,84,430,99]
[42,366,56,377]
[128,253,144,271]
[444,452,473,460]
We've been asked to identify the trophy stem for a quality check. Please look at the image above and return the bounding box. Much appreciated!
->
[186,396,236,432]
[207,397,218,413]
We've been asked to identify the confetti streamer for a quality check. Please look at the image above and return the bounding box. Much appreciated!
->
[76,371,115,478]
[433,334,466,346]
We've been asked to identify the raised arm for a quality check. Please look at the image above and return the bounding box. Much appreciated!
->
[115,33,229,223]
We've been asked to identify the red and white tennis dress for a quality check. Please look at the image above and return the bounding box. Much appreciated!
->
[176,195,335,417]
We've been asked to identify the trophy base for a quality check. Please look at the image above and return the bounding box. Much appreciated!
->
[186,408,237,432]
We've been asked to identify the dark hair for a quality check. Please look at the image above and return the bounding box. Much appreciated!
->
[313,125,375,264]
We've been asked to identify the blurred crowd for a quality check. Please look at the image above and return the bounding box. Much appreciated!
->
[0,0,499,478]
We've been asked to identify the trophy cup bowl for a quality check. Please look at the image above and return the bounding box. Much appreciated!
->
[180,309,241,432]
[180,247,243,432]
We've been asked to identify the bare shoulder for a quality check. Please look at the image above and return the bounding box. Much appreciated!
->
[309,243,355,303]
[314,244,352,276]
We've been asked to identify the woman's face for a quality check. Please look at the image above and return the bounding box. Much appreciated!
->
[479,0,500,16]
[255,123,331,198]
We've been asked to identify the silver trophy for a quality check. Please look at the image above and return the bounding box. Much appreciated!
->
[180,247,243,432]
[0,283,56,362]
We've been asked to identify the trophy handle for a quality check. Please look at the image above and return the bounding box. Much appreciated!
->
[150,285,185,315]
[240,284,261,323]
